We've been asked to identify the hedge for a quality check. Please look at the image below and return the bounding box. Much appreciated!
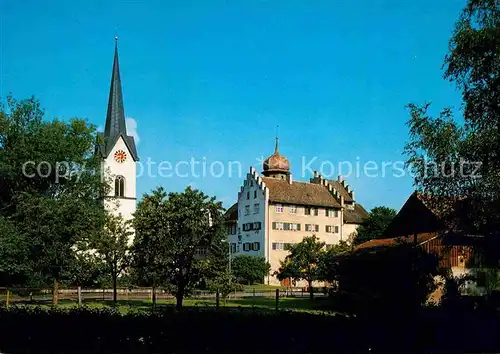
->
[0,306,499,353]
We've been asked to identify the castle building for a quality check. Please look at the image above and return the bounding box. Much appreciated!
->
[226,138,368,286]
[96,39,139,238]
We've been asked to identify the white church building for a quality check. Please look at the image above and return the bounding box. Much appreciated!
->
[96,39,139,234]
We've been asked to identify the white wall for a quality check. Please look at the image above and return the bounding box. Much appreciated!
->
[231,168,267,259]
[102,136,137,243]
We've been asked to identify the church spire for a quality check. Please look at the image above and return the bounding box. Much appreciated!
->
[104,37,127,139]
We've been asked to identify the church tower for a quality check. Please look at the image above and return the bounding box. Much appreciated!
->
[97,38,139,234]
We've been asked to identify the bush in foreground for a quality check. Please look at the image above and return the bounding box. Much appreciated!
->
[0,306,499,353]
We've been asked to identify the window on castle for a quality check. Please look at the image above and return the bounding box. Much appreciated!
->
[254,190,257,199]
[115,176,125,197]
[247,191,250,200]
[254,203,260,214]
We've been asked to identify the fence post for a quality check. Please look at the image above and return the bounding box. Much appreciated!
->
[275,289,279,311]
[216,290,220,310]
[102,289,105,301]
[6,289,10,309]
[77,286,82,307]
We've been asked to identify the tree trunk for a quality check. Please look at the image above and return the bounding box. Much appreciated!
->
[308,280,314,300]
[152,285,157,310]
[113,273,118,303]
[175,288,184,310]
[52,278,59,306]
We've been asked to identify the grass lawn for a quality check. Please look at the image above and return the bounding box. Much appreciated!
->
[6,295,332,314]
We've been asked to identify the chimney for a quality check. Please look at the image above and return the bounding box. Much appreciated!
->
[350,191,355,201]
[338,175,343,183]
[314,171,318,178]
[340,195,345,207]
[288,174,293,184]
[345,185,350,193]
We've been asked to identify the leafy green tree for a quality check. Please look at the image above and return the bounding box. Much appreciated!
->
[133,186,226,309]
[317,240,351,284]
[354,206,397,245]
[92,213,132,303]
[231,255,271,285]
[0,96,106,302]
[205,270,243,304]
[0,216,32,286]
[405,0,500,262]
[162,187,225,309]
[132,187,170,308]
[276,235,325,299]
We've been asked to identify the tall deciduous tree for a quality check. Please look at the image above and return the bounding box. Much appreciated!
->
[93,213,132,303]
[276,235,325,299]
[132,187,170,308]
[231,255,271,285]
[354,206,397,245]
[162,187,225,309]
[405,0,500,261]
[133,186,225,309]
[0,96,106,301]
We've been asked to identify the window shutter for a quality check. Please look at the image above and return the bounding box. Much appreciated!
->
[325,225,328,232]
[254,242,260,251]
[297,223,301,231]
[272,243,277,250]
[314,208,318,216]
[335,226,339,233]
[272,222,277,230]
[284,223,290,230]
[315,224,319,232]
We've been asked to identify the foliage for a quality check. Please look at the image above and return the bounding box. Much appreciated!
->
[276,235,325,299]
[231,255,271,285]
[2,306,500,353]
[317,240,351,284]
[92,213,133,302]
[354,206,397,245]
[133,186,226,309]
[0,96,106,301]
[205,270,244,300]
[336,243,440,315]
[404,0,500,262]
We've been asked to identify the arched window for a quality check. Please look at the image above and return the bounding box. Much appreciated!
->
[115,176,125,197]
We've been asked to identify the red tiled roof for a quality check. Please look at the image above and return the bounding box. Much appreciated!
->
[262,177,341,208]
[354,232,437,251]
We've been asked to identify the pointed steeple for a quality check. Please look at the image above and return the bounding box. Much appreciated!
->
[104,37,127,139]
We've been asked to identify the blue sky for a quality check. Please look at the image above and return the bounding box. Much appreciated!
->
[1,0,465,211]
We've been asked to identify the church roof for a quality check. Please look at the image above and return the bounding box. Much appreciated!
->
[262,177,341,208]
[97,39,139,161]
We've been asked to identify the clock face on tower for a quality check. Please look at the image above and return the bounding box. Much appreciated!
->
[114,150,127,163]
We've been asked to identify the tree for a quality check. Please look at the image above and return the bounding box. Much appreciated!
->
[317,240,351,285]
[132,187,170,308]
[0,96,106,303]
[163,187,225,309]
[133,186,226,310]
[231,255,271,285]
[276,235,325,299]
[92,213,132,303]
[354,206,397,245]
[405,0,500,262]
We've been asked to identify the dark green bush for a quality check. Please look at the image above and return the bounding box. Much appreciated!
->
[0,306,499,353]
